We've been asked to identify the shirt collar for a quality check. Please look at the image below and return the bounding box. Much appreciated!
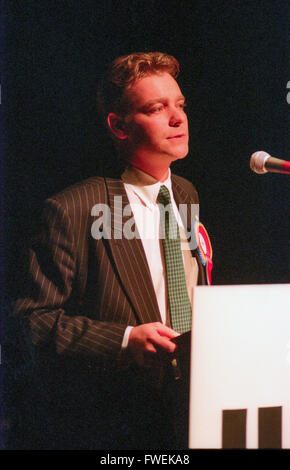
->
[121,166,173,210]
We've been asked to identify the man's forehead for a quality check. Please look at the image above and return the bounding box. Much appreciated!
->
[124,72,184,107]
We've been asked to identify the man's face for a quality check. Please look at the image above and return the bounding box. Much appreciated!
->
[123,72,189,170]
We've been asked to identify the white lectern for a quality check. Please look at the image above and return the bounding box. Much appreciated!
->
[189,284,290,449]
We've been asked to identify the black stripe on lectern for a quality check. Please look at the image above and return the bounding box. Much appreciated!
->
[258,406,282,449]
[222,409,247,448]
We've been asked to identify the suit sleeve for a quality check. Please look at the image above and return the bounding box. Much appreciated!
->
[13,197,129,363]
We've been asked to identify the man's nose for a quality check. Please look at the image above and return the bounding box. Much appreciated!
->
[169,107,185,127]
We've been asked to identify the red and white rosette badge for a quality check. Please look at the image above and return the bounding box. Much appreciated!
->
[193,221,213,285]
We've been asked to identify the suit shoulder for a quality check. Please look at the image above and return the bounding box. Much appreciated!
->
[48,176,108,207]
[44,177,109,222]
[171,173,199,202]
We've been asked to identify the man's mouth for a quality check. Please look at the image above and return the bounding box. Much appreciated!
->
[167,134,186,139]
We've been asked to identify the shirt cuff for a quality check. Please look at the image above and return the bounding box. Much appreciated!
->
[121,326,134,349]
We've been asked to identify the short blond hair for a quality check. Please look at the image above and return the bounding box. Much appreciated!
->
[97,52,180,121]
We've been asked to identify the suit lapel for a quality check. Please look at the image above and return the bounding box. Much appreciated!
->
[104,177,162,324]
[171,174,199,231]
[172,175,207,285]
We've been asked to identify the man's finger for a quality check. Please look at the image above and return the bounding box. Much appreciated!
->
[149,329,177,353]
[154,323,180,339]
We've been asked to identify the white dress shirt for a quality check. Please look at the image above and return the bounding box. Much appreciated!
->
[121,166,198,347]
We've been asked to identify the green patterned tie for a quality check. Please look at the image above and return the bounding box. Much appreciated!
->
[157,185,192,334]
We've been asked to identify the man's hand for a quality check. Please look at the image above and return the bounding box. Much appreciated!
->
[128,322,179,367]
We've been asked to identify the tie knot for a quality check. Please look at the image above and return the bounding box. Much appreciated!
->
[157,185,171,206]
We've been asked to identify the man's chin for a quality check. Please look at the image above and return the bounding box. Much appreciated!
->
[171,142,189,159]
[170,149,189,161]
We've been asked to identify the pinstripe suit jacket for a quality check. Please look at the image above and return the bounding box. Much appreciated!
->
[15,173,205,367]
[12,172,206,449]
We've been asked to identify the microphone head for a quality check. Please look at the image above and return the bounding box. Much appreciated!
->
[250,151,271,174]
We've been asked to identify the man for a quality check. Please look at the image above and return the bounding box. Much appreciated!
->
[12,52,208,450]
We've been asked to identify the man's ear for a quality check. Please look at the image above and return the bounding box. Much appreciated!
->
[107,113,128,140]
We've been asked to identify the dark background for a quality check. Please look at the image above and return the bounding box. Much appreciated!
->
[0,0,289,449]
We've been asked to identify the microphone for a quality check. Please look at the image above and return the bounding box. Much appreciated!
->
[250,151,290,175]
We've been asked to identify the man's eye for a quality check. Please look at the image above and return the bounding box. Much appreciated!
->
[178,102,187,109]
[148,105,164,113]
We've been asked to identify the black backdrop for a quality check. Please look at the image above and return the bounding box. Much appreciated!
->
[1,0,289,451]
